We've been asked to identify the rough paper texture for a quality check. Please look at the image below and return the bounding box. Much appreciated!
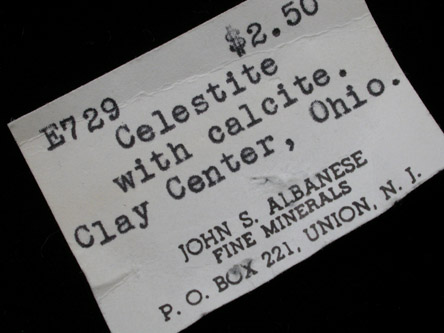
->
[8,0,444,332]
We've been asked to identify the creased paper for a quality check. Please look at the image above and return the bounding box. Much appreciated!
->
[8,0,444,332]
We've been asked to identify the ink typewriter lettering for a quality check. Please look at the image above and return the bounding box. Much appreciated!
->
[8,0,444,332]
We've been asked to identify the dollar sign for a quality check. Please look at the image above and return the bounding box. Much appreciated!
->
[225,25,246,57]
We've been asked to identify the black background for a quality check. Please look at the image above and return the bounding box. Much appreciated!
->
[2,1,443,332]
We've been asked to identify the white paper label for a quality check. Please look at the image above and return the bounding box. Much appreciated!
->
[8,0,444,332]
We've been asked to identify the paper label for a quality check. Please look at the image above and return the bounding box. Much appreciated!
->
[8,0,444,332]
